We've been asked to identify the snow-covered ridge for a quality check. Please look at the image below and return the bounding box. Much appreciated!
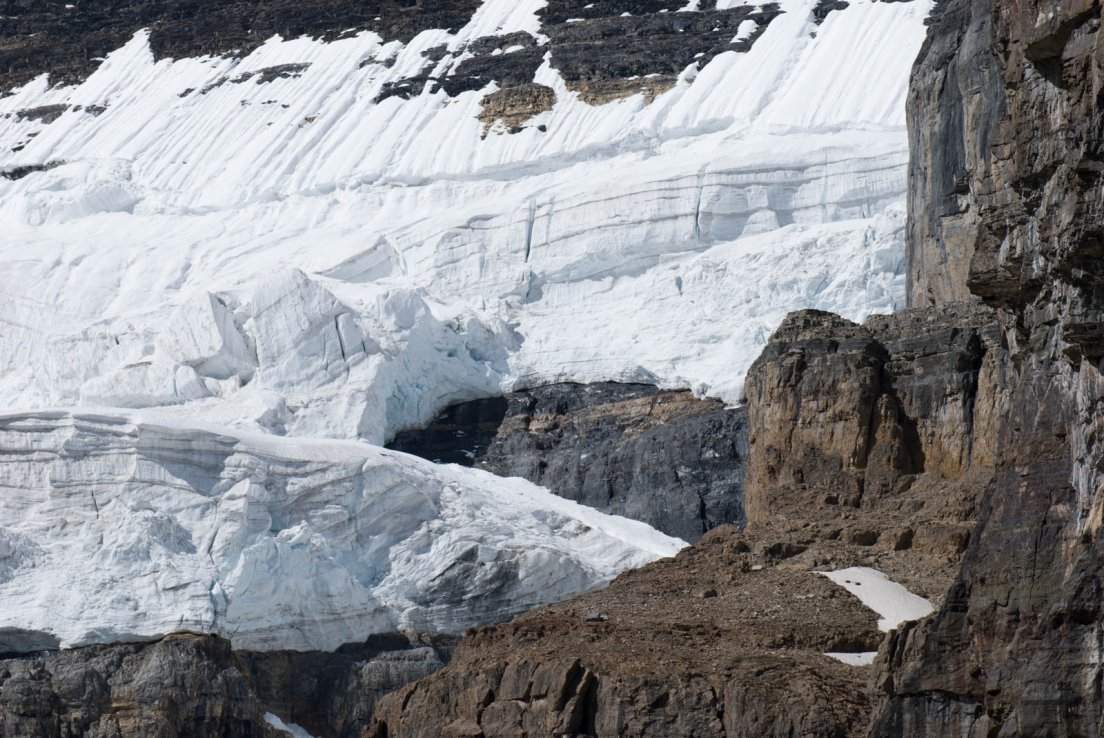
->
[0,409,683,652]
[0,0,932,442]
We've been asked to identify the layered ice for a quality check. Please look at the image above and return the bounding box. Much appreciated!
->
[0,409,683,652]
[0,0,933,442]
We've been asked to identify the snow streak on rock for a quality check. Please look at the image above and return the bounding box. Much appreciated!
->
[819,566,934,632]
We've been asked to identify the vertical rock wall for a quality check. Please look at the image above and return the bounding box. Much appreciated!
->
[881,0,1104,734]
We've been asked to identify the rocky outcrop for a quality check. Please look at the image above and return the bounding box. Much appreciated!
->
[478,83,556,134]
[744,302,1002,598]
[0,632,452,738]
[371,302,1001,737]
[388,383,747,542]
[375,1,785,112]
[372,525,880,738]
[2,0,785,117]
[539,2,782,105]
[873,0,1104,734]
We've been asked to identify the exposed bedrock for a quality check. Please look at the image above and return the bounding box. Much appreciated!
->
[0,632,452,738]
[0,0,483,90]
[876,0,1104,734]
[387,383,748,543]
[371,301,1002,737]
[3,0,784,122]
[744,302,1003,569]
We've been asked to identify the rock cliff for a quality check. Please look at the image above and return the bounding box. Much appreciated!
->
[388,383,747,542]
[0,632,452,738]
[874,0,1104,734]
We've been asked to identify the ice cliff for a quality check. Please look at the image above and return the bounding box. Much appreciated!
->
[0,0,932,443]
[0,409,680,652]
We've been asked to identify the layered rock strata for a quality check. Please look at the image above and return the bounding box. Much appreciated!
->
[873,0,1104,733]
[388,383,747,542]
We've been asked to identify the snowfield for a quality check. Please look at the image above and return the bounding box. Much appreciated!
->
[0,0,932,442]
[0,409,683,652]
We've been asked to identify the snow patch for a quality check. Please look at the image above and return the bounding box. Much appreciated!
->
[825,651,877,666]
[264,713,317,738]
[819,567,934,632]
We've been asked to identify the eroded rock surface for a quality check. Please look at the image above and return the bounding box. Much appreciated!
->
[0,633,452,738]
[388,383,747,542]
[372,526,879,738]
[873,0,1104,734]
[372,301,999,737]
[744,302,1002,597]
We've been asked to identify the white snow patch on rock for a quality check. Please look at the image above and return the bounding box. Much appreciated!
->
[825,651,877,667]
[264,712,318,738]
[819,566,934,632]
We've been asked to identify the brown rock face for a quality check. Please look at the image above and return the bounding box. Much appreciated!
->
[371,302,1003,737]
[478,84,556,134]
[743,303,1001,598]
[874,0,1104,735]
[372,526,880,738]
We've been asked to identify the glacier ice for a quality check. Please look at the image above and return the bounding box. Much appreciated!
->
[0,409,683,652]
[0,0,933,442]
[0,0,935,652]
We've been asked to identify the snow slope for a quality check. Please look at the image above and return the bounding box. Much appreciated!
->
[0,0,933,442]
[0,409,682,652]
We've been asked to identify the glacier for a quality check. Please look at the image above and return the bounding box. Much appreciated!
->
[0,0,934,652]
[0,409,682,652]
[0,0,932,442]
